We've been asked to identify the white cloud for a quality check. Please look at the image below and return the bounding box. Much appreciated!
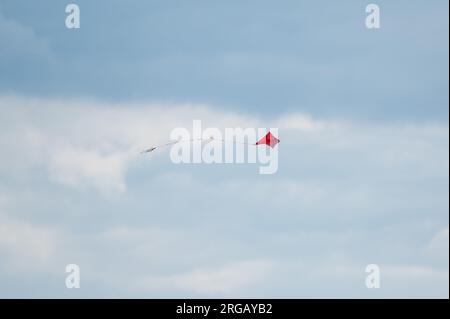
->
[1,95,448,196]
[276,113,331,132]
[138,260,274,295]
[0,212,62,272]
[383,265,449,281]
[0,96,266,194]
[0,95,448,297]
[49,147,128,194]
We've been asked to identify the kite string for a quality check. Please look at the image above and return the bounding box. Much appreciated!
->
[141,137,255,153]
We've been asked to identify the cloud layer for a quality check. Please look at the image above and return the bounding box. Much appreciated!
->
[0,95,448,298]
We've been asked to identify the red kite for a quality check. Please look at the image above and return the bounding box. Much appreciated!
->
[255,131,280,148]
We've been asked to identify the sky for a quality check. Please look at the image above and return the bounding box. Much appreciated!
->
[0,0,448,298]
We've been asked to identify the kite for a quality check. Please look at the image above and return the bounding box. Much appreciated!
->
[255,131,280,148]
[141,131,280,154]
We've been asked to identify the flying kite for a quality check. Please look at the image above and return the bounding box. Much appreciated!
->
[141,131,280,154]
[255,131,280,148]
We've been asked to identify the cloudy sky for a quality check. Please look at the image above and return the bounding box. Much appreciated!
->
[0,0,448,298]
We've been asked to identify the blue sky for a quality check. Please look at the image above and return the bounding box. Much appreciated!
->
[1,0,448,119]
[0,1,448,298]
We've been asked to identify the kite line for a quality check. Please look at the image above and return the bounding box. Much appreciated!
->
[141,132,279,154]
[140,137,255,154]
